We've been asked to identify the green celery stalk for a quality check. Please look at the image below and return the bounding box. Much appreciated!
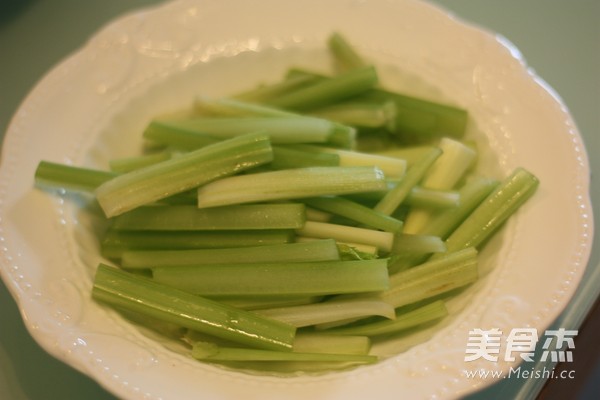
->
[374,147,442,215]
[292,333,371,355]
[194,96,295,117]
[303,196,403,232]
[296,220,395,253]
[217,296,322,311]
[266,66,378,111]
[196,166,387,208]
[310,101,397,130]
[143,121,219,150]
[92,264,296,351]
[391,233,446,254]
[404,186,460,209]
[100,229,294,259]
[151,259,390,297]
[35,161,116,192]
[95,132,273,217]
[234,74,320,103]
[111,203,305,231]
[121,239,340,269]
[109,151,171,173]
[271,146,340,169]
[327,32,368,72]
[326,300,448,337]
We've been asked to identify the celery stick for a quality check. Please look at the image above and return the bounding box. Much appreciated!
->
[234,74,320,103]
[191,342,377,363]
[310,101,396,130]
[143,121,219,150]
[151,260,389,297]
[194,96,294,117]
[217,296,322,311]
[296,221,395,253]
[272,146,340,169]
[327,32,368,72]
[35,161,116,192]
[255,298,395,328]
[374,148,442,215]
[391,233,446,254]
[376,146,436,167]
[111,204,305,231]
[121,239,340,269]
[303,196,403,232]
[109,151,171,173]
[288,144,406,178]
[196,166,387,208]
[326,300,448,337]
[96,133,273,217]
[403,138,477,234]
[92,264,296,351]
[266,66,378,111]
[381,248,478,308]
[304,207,333,222]
[293,333,371,355]
[101,229,294,259]
[404,186,460,209]
[436,168,539,255]
[156,116,346,144]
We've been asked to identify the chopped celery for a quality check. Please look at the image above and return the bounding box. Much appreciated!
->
[111,203,305,231]
[310,101,397,130]
[92,264,296,351]
[391,233,446,254]
[96,132,273,217]
[404,187,460,209]
[217,296,322,311]
[143,121,219,150]
[109,151,171,173]
[35,161,116,192]
[296,221,395,253]
[327,32,368,72]
[325,300,448,337]
[196,166,387,208]
[194,96,294,117]
[151,260,389,297]
[271,146,340,169]
[234,74,320,103]
[121,239,340,269]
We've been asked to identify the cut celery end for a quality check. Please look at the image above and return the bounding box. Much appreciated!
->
[327,31,368,72]
[191,342,377,364]
[404,187,460,209]
[95,132,273,217]
[266,66,378,111]
[197,166,387,208]
[272,146,340,169]
[35,161,116,192]
[92,264,296,351]
[440,168,539,254]
[111,203,306,231]
[100,229,294,259]
[217,296,322,311]
[310,101,397,130]
[151,259,390,297]
[391,233,446,254]
[374,147,442,215]
[121,239,340,269]
[296,220,395,253]
[325,300,448,337]
[303,196,403,232]
[255,298,395,328]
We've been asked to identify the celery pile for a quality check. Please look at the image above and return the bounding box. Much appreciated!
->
[33,32,539,373]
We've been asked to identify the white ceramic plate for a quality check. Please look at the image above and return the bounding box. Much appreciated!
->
[0,0,593,399]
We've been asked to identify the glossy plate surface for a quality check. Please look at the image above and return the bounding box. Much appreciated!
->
[0,0,593,399]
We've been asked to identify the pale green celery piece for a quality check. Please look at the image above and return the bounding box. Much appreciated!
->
[293,333,371,355]
[435,168,539,256]
[196,166,387,208]
[296,220,395,253]
[194,96,295,117]
[403,137,477,234]
[421,177,500,240]
[111,203,305,231]
[92,264,296,351]
[304,206,334,222]
[216,296,322,311]
[303,196,403,232]
[391,233,446,254]
[375,146,436,168]
[191,342,377,363]
[295,237,379,256]
[151,259,390,297]
[271,146,340,169]
[255,298,395,328]
[381,247,479,308]
[287,144,406,178]
[327,31,368,72]
[154,116,338,144]
[404,186,460,209]
[34,161,116,192]
[310,101,397,130]
[266,66,379,111]
[109,151,171,173]
[233,74,320,103]
[121,239,340,269]
[374,147,442,215]
[95,132,273,218]
[325,300,448,337]
[143,121,219,150]
[100,229,294,259]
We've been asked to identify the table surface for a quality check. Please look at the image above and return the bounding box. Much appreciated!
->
[0,1,598,399]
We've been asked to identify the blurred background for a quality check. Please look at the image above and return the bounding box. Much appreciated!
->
[0,1,598,399]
